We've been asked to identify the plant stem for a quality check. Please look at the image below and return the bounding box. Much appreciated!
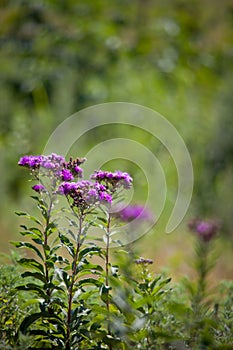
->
[105,213,112,350]
[66,214,83,350]
[43,195,54,309]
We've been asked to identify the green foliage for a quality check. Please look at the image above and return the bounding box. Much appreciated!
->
[1,169,231,348]
[0,0,233,246]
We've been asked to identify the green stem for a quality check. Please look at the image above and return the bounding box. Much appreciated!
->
[43,195,54,309]
[105,213,112,350]
[66,214,83,350]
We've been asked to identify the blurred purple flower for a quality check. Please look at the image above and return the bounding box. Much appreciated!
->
[118,205,153,222]
[188,218,220,242]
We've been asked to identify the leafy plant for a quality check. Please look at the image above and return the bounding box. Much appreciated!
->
[1,153,232,349]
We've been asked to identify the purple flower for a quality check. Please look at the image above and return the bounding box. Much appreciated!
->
[188,218,220,242]
[18,153,65,171]
[18,155,44,168]
[90,170,133,191]
[58,182,78,195]
[64,157,86,178]
[118,205,153,222]
[59,180,112,210]
[73,166,83,176]
[61,169,74,181]
[40,153,65,170]
[32,184,45,193]
[99,191,112,204]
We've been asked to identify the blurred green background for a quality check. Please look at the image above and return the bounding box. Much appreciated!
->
[0,0,232,278]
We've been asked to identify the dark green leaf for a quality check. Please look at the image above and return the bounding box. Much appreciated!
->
[11,241,44,260]
[79,278,102,288]
[79,246,101,260]
[15,211,42,225]
[17,258,44,273]
[21,271,46,283]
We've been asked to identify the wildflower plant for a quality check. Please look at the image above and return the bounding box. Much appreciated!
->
[4,153,231,349]
[14,153,150,349]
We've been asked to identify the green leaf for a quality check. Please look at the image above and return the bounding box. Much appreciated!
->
[21,271,46,283]
[79,278,102,288]
[16,284,47,299]
[17,258,44,273]
[19,226,43,239]
[15,211,42,226]
[97,217,107,224]
[59,233,74,257]
[79,246,101,260]
[11,241,44,260]
[100,284,112,303]
[50,244,62,254]
[150,275,162,290]
[47,222,57,236]
[19,312,64,334]
[22,298,42,308]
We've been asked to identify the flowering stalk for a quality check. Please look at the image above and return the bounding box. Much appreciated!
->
[58,178,113,349]
[43,193,55,308]
[188,218,220,345]
[92,170,133,349]
[188,218,220,310]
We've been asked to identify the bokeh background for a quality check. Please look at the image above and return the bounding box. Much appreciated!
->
[0,0,232,279]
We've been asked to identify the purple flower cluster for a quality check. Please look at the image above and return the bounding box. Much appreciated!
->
[18,153,86,193]
[18,153,65,170]
[18,154,133,212]
[60,169,74,181]
[91,170,133,191]
[18,155,44,168]
[63,157,86,178]
[118,205,153,222]
[188,218,220,242]
[58,180,112,211]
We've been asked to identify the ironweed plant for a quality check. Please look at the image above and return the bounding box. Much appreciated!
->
[1,153,232,349]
